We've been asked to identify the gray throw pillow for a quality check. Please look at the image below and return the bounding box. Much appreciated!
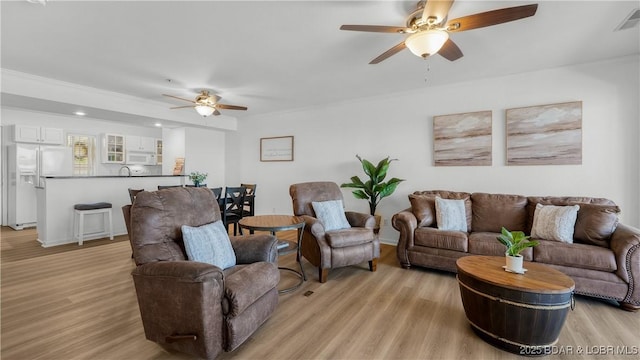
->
[182,220,236,269]
[312,200,352,231]
[435,197,468,232]
[531,204,580,243]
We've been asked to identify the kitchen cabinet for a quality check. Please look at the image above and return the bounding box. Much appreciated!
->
[156,139,163,165]
[102,133,125,163]
[13,125,64,145]
[126,135,156,153]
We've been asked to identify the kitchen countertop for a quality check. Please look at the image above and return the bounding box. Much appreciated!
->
[45,175,187,179]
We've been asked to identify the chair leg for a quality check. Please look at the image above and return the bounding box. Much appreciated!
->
[369,258,378,272]
[319,268,329,283]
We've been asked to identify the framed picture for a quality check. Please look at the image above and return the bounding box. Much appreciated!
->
[433,110,492,166]
[506,101,582,165]
[260,136,294,162]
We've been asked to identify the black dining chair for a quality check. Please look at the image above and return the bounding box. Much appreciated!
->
[222,186,246,236]
[240,183,256,217]
[128,188,144,204]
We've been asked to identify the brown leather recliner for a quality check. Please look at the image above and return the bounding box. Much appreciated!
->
[122,187,280,359]
[289,181,380,283]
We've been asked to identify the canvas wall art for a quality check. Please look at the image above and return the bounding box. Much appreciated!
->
[506,101,582,165]
[433,110,492,166]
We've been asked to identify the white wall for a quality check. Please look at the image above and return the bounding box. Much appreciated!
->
[228,56,640,243]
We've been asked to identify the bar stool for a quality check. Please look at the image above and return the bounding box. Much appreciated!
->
[73,202,114,245]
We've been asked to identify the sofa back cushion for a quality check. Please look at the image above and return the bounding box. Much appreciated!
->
[573,204,620,247]
[411,190,472,230]
[471,193,528,233]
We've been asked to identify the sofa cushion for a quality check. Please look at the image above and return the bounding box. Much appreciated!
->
[182,220,237,270]
[468,232,533,260]
[325,228,375,248]
[408,194,436,227]
[533,240,617,272]
[414,227,468,252]
[573,204,620,247]
[531,204,580,243]
[526,196,616,233]
[412,190,472,230]
[435,197,467,232]
[312,200,351,231]
[471,193,528,233]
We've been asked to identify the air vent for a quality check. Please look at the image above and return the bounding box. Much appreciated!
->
[615,8,640,31]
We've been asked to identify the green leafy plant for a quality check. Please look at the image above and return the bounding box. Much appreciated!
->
[340,155,405,215]
[188,171,208,186]
[497,227,539,257]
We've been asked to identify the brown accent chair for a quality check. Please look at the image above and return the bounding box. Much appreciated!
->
[289,181,380,283]
[122,187,280,359]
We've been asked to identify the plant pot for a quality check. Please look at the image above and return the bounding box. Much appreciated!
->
[505,253,524,273]
[373,214,382,235]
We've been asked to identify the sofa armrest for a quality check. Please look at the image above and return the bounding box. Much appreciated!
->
[230,234,278,264]
[345,211,375,228]
[610,223,640,306]
[392,209,418,268]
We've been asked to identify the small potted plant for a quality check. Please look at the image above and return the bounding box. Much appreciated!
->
[341,155,404,232]
[188,171,207,187]
[496,227,539,273]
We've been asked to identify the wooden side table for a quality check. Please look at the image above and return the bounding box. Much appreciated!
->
[456,256,575,356]
[238,215,306,294]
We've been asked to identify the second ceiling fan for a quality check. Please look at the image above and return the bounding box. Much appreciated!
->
[340,0,538,64]
[163,90,248,117]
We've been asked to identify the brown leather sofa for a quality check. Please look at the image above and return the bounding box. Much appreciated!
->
[123,187,280,359]
[392,190,640,311]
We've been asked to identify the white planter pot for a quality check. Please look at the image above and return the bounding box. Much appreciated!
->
[505,253,524,273]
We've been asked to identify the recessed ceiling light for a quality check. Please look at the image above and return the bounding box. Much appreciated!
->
[74,111,86,116]
[154,123,162,127]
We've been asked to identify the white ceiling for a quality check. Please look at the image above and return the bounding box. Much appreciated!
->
[1,0,639,128]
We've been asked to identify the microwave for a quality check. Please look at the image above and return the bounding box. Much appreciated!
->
[126,152,156,165]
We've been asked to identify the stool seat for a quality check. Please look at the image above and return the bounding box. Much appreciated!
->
[74,202,112,211]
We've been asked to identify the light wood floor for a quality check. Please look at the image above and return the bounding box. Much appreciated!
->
[2,226,638,360]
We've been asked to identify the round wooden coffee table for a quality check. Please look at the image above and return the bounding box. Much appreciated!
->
[238,215,306,294]
[456,256,575,356]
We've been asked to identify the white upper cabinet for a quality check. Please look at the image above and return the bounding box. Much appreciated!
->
[13,125,64,145]
[126,135,156,152]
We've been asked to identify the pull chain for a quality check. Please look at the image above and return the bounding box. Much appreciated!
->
[423,57,431,83]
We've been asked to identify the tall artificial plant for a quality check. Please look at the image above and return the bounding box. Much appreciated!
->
[340,155,405,216]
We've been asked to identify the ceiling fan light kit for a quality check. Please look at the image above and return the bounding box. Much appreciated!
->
[405,29,449,58]
[195,105,215,117]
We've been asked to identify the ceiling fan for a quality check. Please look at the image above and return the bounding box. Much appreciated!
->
[163,90,248,117]
[340,0,538,64]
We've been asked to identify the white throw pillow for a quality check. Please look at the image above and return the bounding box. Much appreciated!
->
[182,220,236,269]
[312,200,352,231]
[435,197,468,232]
[531,204,580,243]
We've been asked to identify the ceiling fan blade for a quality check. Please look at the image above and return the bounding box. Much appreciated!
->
[162,94,196,103]
[421,0,455,24]
[213,109,221,116]
[369,41,407,64]
[445,4,538,33]
[438,38,463,61]
[340,25,408,34]
[170,105,195,109]
[216,104,248,111]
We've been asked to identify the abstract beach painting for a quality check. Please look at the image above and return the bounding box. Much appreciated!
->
[506,101,582,165]
[433,110,492,166]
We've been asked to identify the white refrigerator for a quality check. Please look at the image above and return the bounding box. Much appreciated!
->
[7,144,73,230]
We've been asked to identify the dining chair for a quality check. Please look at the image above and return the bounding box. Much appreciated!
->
[128,188,144,204]
[240,183,257,217]
[222,186,246,236]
